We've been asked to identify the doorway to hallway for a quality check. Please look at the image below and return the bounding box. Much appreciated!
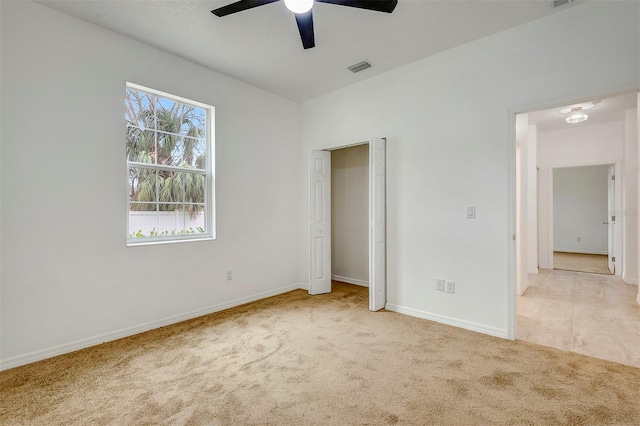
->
[512,90,639,365]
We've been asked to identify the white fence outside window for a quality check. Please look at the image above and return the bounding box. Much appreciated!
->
[129,211,205,236]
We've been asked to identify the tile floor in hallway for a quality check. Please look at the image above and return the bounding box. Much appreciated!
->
[517,268,640,368]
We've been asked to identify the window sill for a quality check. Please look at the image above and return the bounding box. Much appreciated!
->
[127,236,215,247]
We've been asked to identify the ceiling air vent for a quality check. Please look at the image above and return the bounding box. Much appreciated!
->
[348,61,372,73]
[552,0,572,8]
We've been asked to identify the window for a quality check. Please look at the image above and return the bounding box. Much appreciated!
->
[126,83,214,245]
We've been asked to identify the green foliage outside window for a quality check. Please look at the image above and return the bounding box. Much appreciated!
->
[126,88,207,220]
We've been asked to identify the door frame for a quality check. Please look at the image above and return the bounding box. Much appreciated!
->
[309,138,387,311]
[544,161,621,273]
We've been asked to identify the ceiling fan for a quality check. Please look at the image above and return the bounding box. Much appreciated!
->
[212,0,398,49]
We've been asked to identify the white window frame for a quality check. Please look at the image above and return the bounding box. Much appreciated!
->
[126,82,215,246]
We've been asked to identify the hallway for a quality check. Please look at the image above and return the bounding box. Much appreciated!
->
[517,269,640,367]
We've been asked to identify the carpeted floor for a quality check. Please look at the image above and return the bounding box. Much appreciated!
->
[554,251,612,275]
[1,282,639,425]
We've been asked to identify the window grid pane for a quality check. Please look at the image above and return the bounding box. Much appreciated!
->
[127,85,212,243]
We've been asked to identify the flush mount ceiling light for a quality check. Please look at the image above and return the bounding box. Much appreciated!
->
[565,107,588,124]
[559,100,599,124]
[558,101,599,114]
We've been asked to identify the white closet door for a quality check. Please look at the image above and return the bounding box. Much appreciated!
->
[309,150,332,295]
[369,137,386,311]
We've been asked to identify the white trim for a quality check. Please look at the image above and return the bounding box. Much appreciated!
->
[298,282,309,290]
[538,263,551,270]
[637,293,640,306]
[519,280,530,296]
[126,82,212,110]
[385,304,509,340]
[0,283,303,372]
[331,275,369,287]
[127,236,214,247]
[127,161,207,174]
[548,167,554,270]
[553,249,608,255]
[622,275,638,285]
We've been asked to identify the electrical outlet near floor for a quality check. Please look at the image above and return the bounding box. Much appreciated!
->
[436,278,445,291]
[226,271,233,281]
[446,280,455,293]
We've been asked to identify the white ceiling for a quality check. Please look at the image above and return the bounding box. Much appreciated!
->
[39,0,576,102]
[527,91,638,132]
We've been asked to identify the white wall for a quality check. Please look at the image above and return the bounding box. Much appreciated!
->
[0,0,3,365]
[515,114,528,295]
[300,1,640,338]
[623,108,638,284]
[637,94,640,305]
[538,121,626,274]
[538,165,551,269]
[553,166,609,254]
[516,147,524,294]
[515,118,538,294]
[331,145,369,285]
[538,122,625,167]
[527,125,538,274]
[0,1,302,368]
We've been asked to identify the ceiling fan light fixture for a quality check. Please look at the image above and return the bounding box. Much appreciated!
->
[284,0,314,14]
[566,107,588,124]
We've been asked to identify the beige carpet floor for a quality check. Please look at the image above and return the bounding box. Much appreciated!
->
[1,282,639,425]
[554,251,612,275]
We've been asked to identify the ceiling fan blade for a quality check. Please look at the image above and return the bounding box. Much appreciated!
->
[212,0,279,17]
[295,10,315,49]
[316,0,397,13]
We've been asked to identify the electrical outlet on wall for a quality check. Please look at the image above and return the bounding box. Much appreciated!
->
[577,236,581,242]
[436,279,445,291]
[226,271,233,281]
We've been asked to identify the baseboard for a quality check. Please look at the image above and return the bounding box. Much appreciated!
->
[527,268,539,274]
[553,249,608,255]
[637,293,640,306]
[331,275,369,287]
[385,304,508,339]
[0,283,303,372]
[539,264,551,270]
[298,282,309,291]
[622,273,638,285]
[518,280,530,296]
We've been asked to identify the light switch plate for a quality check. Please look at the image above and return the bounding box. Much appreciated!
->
[446,280,455,293]
[466,206,476,219]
